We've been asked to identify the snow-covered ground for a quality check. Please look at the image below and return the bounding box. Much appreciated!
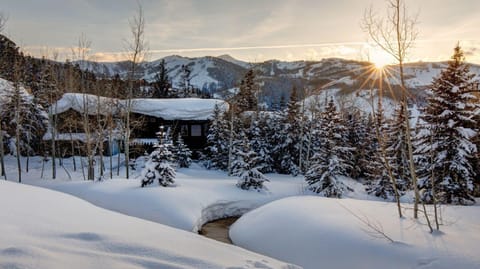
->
[12,156,303,232]
[0,180,299,269]
[2,155,479,269]
[230,196,480,269]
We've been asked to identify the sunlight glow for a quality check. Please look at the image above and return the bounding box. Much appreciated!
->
[369,47,395,69]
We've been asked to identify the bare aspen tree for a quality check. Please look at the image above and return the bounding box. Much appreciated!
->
[0,12,7,180]
[12,57,23,182]
[35,48,57,179]
[0,12,7,33]
[362,0,420,218]
[72,33,95,180]
[0,117,5,180]
[106,96,117,179]
[298,87,311,173]
[124,3,147,179]
[227,104,235,176]
[369,91,403,218]
[64,60,78,171]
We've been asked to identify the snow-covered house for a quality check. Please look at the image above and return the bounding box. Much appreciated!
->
[43,93,228,157]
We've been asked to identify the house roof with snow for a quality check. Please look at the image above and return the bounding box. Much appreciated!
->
[50,93,228,121]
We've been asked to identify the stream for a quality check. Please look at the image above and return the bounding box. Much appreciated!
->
[198,217,240,244]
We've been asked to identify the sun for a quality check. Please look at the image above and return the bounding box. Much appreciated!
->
[369,48,394,69]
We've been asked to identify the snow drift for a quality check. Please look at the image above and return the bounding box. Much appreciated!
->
[230,196,480,269]
[0,180,300,269]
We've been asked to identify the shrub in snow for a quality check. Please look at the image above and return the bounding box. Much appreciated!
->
[232,136,269,191]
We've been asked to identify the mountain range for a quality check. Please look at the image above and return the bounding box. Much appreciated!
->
[78,54,480,109]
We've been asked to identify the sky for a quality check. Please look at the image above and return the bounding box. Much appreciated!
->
[1,0,480,64]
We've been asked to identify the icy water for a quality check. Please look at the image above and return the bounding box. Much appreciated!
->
[199,217,240,244]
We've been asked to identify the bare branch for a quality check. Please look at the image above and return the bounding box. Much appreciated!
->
[0,12,8,33]
[339,203,395,243]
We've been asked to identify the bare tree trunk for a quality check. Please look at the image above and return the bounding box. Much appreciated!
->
[227,107,234,176]
[125,3,147,179]
[371,96,403,218]
[13,71,22,183]
[298,88,306,173]
[0,13,7,180]
[15,113,22,183]
[362,0,419,218]
[109,131,113,179]
[73,33,95,180]
[50,104,57,179]
[429,132,440,230]
[96,94,106,180]
[69,132,77,172]
[0,121,6,180]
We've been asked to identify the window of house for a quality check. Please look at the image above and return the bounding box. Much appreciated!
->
[180,125,189,136]
[191,124,202,137]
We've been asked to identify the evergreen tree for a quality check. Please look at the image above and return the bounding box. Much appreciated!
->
[232,134,269,191]
[204,104,230,170]
[174,134,192,168]
[0,80,47,156]
[141,127,176,187]
[365,102,397,200]
[247,112,274,173]
[235,69,257,112]
[177,64,191,97]
[152,59,171,98]
[274,87,302,175]
[415,45,478,205]
[344,110,364,179]
[305,98,352,197]
[386,104,411,191]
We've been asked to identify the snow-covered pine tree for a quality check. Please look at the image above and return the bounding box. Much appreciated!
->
[305,98,352,197]
[344,110,364,179]
[141,126,176,187]
[234,69,258,113]
[386,103,411,191]
[232,134,269,191]
[204,104,230,170]
[152,59,171,98]
[0,79,47,157]
[365,100,397,200]
[174,134,192,168]
[247,112,274,173]
[415,45,479,205]
[273,87,302,175]
[177,64,191,97]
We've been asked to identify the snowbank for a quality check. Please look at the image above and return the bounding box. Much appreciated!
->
[51,93,228,120]
[20,160,303,232]
[230,196,480,269]
[0,180,300,269]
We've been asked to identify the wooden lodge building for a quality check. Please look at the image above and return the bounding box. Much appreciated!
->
[43,93,228,158]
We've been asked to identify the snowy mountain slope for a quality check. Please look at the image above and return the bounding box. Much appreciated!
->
[78,55,480,109]
[0,180,300,269]
[218,54,252,69]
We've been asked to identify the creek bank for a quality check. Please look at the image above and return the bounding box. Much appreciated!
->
[198,217,240,244]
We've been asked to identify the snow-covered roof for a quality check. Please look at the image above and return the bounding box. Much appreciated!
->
[50,93,228,121]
